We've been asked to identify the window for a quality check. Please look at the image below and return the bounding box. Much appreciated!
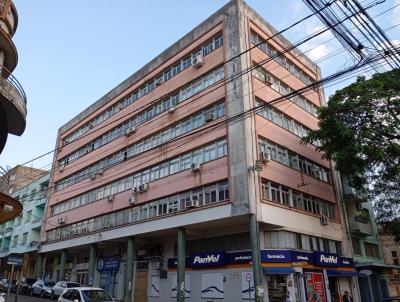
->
[352,238,362,255]
[22,233,28,245]
[12,235,18,247]
[25,211,32,223]
[53,138,228,216]
[392,251,398,265]
[47,181,229,242]
[364,242,380,258]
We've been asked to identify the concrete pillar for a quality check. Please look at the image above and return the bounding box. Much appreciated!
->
[177,227,186,302]
[250,214,264,302]
[87,244,96,286]
[59,250,67,281]
[124,238,134,302]
[35,254,43,279]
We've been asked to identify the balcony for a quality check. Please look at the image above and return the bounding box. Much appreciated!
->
[0,65,26,132]
[31,218,42,231]
[341,176,366,203]
[349,210,374,236]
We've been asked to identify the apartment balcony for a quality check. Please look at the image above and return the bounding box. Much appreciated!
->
[4,226,12,236]
[349,211,374,237]
[34,195,47,207]
[341,176,367,203]
[31,218,42,231]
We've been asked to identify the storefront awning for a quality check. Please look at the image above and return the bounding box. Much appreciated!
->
[326,270,361,277]
[263,267,295,275]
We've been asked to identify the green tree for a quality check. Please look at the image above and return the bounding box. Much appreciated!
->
[302,69,400,239]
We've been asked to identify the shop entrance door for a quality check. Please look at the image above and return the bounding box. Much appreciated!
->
[134,271,148,302]
[267,275,287,302]
[328,277,340,302]
[77,270,88,286]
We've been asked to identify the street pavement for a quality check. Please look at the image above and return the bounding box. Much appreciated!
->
[5,293,50,302]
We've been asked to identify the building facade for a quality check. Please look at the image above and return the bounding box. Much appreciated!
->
[40,1,357,301]
[379,227,400,297]
[0,172,49,278]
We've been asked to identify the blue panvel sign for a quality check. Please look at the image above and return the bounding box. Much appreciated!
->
[97,256,120,272]
[314,251,339,267]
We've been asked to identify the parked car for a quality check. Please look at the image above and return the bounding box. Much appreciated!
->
[0,292,5,302]
[57,287,114,302]
[0,279,8,291]
[51,281,81,299]
[31,280,55,297]
[16,277,37,295]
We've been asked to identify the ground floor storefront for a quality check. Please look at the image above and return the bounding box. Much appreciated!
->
[356,263,400,302]
[39,244,358,301]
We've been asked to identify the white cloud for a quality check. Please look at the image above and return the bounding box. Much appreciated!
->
[307,44,333,61]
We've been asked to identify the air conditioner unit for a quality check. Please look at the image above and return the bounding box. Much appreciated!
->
[139,183,149,192]
[107,194,114,202]
[97,169,104,176]
[191,162,201,172]
[118,103,124,110]
[192,54,204,68]
[58,217,66,225]
[88,123,94,129]
[320,215,329,226]
[260,151,271,163]
[155,78,163,87]
[168,106,176,114]
[89,174,96,181]
[59,164,65,173]
[186,196,200,209]
[132,186,139,193]
[129,193,137,205]
[204,112,215,123]
[125,127,136,137]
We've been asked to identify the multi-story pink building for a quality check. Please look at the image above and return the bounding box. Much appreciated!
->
[39,1,358,301]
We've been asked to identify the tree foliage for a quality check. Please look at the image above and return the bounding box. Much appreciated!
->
[302,69,400,237]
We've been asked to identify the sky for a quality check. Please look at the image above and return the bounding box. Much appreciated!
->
[1,0,399,170]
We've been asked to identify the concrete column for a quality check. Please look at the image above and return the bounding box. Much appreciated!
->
[35,254,43,279]
[124,238,134,302]
[177,227,186,302]
[250,214,264,302]
[59,250,67,281]
[87,244,96,286]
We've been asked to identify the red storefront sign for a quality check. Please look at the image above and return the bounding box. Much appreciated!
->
[305,271,326,302]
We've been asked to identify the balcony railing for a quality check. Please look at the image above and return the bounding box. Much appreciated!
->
[349,212,373,236]
[0,66,26,103]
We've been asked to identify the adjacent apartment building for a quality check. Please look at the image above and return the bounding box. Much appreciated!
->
[340,177,397,302]
[379,226,400,297]
[40,1,358,301]
[0,172,50,278]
